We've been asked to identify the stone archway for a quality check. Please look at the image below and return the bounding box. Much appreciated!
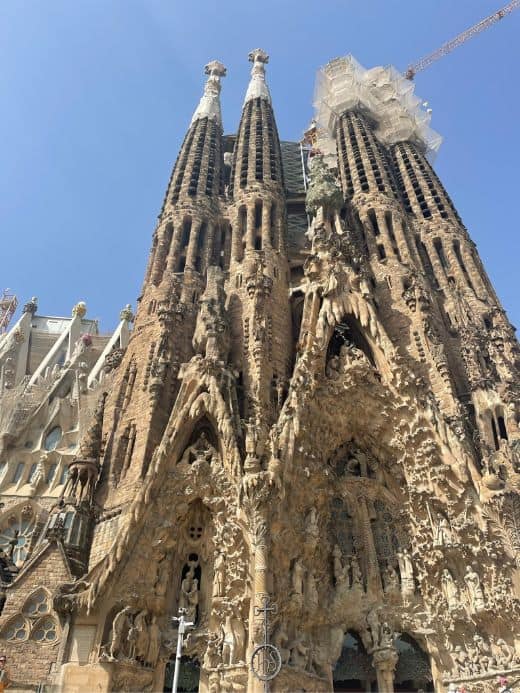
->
[333,631,376,692]
[394,634,433,692]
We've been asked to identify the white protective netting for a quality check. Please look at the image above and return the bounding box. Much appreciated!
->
[313,55,442,162]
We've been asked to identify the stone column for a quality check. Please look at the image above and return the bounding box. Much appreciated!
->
[372,647,398,693]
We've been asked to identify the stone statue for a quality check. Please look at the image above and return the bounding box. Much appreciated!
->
[333,545,347,585]
[396,549,414,597]
[350,554,362,589]
[221,614,236,666]
[134,610,149,662]
[204,631,223,669]
[289,634,309,669]
[213,551,225,598]
[464,565,485,612]
[305,507,319,539]
[441,568,459,610]
[305,570,319,607]
[154,555,170,598]
[146,616,161,666]
[383,563,400,593]
[110,606,133,660]
[292,559,305,596]
[434,513,453,546]
[179,566,199,621]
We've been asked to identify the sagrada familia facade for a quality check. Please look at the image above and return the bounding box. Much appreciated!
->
[0,50,518,692]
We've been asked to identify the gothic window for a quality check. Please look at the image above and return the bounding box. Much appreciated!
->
[27,463,38,484]
[367,209,380,236]
[46,463,58,485]
[181,217,192,248]
[23,589,50,617]
[377,244,386,260]
[12,462,25,483]
[490,415,500,451]
[254,201,263,250]
[30,617,58,643]
[44,426,62,451]
[194,222,206,273]
[415,237,439,290]
[270,202,277,248]
[0,507,37,566]
[1,615,29,642]
[496,408,508,441]
[329,497,355,556]
[433,238,449,271]
[371,500,399,566]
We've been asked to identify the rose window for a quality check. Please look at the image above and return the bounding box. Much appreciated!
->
[23,589,50,616]
[2,615,29,641]
[31,617,58,643]
[0,509,37,566]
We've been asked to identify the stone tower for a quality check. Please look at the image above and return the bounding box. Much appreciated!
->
[0,52,518,693]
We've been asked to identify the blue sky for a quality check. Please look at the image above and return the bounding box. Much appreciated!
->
[1,1,518,331]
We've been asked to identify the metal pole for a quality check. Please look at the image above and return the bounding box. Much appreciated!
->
[171,608,194,693]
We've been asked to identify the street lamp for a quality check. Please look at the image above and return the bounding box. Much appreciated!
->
[171,608,194,693]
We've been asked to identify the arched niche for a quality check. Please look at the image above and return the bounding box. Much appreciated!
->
[394,634,433,692]
[178,417,220,466]
[333,630,375,692]
[326,314,377,369]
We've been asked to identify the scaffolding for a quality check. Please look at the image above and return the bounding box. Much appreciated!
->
[0,290,18,334]
[313,55,442,163]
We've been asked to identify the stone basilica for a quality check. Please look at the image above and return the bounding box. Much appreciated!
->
[0,50,518,692]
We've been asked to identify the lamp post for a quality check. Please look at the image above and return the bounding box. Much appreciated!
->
[171,608,194,693]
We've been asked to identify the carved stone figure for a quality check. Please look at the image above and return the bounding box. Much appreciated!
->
[134,610,149,662]
[110,606,133,660]
[434,513,453,547]
[396,548,414,597]
[146,616,161,667]
[213,551,226,598]
[203,631,223,669]
[221,614,236,666]
[292,558,305,596]
[179,566,199,622]
[464,565,485,613]
[441,568,459,610]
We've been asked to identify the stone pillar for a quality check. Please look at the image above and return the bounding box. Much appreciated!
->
[372,647,398,693]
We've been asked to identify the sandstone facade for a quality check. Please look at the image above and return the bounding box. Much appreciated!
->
[0,51,518,692]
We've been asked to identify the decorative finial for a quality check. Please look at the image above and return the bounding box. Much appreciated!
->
[248,48,269,66]
[190,60,226,126]
[205,60,227,79]
[72,301,87,318]
[120,304,134,323]
[244,49,271,104]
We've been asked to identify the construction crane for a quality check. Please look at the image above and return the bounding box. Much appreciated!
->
[405,1,520,80]
[0,290,18,334]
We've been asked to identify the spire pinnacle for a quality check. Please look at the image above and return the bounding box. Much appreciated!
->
[244,48,271,104]
[190,60,226,127]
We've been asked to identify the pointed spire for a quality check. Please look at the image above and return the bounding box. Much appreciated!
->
[190,60,227,127]
[244,49,271,104]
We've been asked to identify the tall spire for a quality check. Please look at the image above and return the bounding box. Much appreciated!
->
[244,48,271,103]
[190,60,226,126]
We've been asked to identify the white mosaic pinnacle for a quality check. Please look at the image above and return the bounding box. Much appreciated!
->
[190,60,226,127]
[244,48,271,104]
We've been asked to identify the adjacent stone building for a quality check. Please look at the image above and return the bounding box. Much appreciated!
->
[0,51,518,692]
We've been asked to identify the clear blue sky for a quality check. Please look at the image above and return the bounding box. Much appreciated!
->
[1,1,518,331]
